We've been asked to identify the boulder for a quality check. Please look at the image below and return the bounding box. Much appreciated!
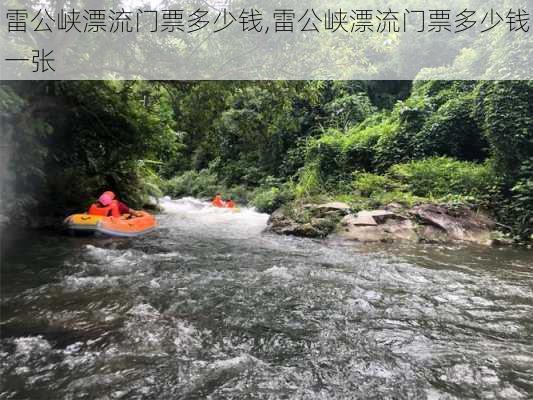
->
[410,204,495,245]
[143,196,161,211]
[314,202,351,211]
[341,214,378,227]
[311,217,337,234]
[357,210,403,224]
[338,218,418,242]
[269,203,498,246]
[384,202,404,212]
[296,223,326,238]
[341,210,405,227]
[416,225,451,243]
[267,208,298,235]
[267,208,327,238]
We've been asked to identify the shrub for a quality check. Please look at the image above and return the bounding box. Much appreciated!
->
[295,162,323,198]
[352,173,398,197]
[252,187,280,213]
[163,169,219,198]
[306,116,396,182]
[373,83,488,170]
[414,95,488,161]
[306,133,345,183]
[475,81,533,179]
[372,100,426,171]
[225,185,254,204]
[251,188,284,213]
[342,122,390,171]
[389,157,494,199]
[500,159,533,242]
[372,190,424,208]
[323,93,376,129]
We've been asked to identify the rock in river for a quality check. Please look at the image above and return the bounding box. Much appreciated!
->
[338,210,417,242]
[268,202,498,246]
[410,204,495,245]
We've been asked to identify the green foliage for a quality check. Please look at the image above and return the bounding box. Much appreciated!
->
[252,184,295,214]
[1,83,52,220]
[161,165,255,204]
[323,92,376,130]
[1,81,178,220]
[389,157,494,199]
[373,82,488,170]
[295,162,323,198]
[344,119,397,172]
[373,95,429,170]
[253,176,296,212]
[306,116,396,183]
[163,169,220,199]
[371,191,423,208]
[279,138,309,177]
[501,159,533,242]
[475,81,533,179]
[414,94,488,161]
[352,173,398,197]
[306,133,344,183]
[172,81,323,186]
[334,190,423,212]
[2,78,533,243]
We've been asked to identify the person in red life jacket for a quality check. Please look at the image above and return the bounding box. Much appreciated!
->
[224,196,236,209]
[88,191,142,217]
[212,193,225,208]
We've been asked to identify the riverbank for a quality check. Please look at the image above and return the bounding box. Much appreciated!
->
[267,201,517,247]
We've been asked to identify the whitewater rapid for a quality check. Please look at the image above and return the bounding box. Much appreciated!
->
[1,197,532,399]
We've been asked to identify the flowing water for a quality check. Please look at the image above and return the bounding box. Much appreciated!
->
[1,198,533,400]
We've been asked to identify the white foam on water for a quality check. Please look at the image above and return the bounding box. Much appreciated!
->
[63,275,121,290]
[62,351,98,370]
[263,266,294,280]
[84,245,144,268]
[153,251,185,259]
[499,385,528,400]
[173,320,204,352]
[14,336,52,357]
[14,366,30,375]
[159,197,270,239]
[127,303,160,318]
[208,354,260,371]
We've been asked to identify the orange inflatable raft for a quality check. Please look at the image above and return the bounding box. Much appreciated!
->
[65,212,157,237]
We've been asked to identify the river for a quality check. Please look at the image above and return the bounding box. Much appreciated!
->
[1,198,532,399]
